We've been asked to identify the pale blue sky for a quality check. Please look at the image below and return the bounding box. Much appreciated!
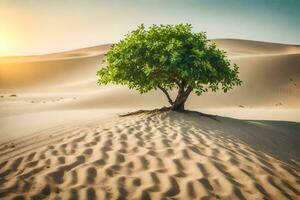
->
[0,0,299,56]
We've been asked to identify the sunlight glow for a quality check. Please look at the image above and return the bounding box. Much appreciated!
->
[0,32,12,56]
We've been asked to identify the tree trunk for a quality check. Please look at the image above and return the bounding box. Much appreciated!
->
[171,86,193,111]
[158,83,193,111]
[171,98,186,111]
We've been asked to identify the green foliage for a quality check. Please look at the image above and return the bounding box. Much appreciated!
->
[97,23,241,97]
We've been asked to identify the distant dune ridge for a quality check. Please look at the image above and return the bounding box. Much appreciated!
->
[0,39,300,199]
[0,39,299,107]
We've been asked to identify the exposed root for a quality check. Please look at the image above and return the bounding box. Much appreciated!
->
[119,107,171,117]
[119,107,219,121]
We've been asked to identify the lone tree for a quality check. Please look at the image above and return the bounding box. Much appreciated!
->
[97,24,241,111]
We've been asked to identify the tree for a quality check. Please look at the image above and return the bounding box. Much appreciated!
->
[97,24,242,111]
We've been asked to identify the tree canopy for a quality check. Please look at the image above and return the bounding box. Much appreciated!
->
[97,24,242,110]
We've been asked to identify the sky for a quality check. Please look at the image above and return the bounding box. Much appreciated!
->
[0,0,299,56]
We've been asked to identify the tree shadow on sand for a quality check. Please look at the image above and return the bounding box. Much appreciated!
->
[120,108,300,166]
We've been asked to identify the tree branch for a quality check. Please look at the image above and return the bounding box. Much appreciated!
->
[170,77,181,86]
[158,85,174,105]
[184,86,193,96]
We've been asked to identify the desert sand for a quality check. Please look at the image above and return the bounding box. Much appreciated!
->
[0,39,300,199]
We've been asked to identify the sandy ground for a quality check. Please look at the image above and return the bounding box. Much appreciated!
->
[0,112,299,199]
[0,39,300,199]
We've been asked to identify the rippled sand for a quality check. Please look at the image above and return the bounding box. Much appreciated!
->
[1,111,299,200]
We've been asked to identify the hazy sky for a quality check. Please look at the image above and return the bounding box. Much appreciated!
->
[0,0,299,56]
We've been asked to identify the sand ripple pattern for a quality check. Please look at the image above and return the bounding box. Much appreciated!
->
[0,112,299,200]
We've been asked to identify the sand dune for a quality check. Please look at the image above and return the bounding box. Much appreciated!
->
[0,39,300,199]
[1,39,300,138]
[0,44,110,90]
[0,112,299,200]
[214,39,300,56]
[1,39,299,106]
